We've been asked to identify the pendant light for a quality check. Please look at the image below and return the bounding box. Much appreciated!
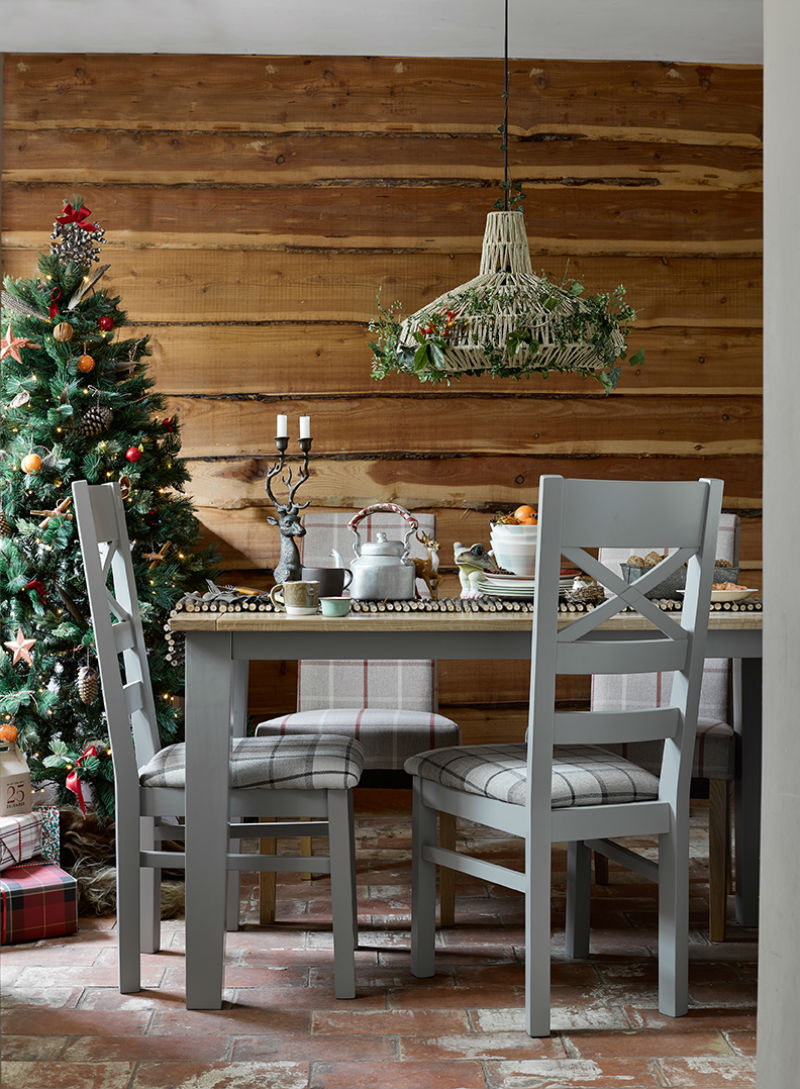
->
[369,0,642,390]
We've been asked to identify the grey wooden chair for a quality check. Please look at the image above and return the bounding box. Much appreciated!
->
[405,474,723,1036]
[72,480,364,1000]
[256,510,460,925]
[591,512,740,941]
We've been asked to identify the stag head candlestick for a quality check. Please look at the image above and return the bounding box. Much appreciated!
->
[265,432,312,584]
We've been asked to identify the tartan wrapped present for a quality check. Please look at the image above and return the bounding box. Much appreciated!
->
[0,862,78,945]
[0,807,60,871]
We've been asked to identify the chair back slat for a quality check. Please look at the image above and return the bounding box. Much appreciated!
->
[555,706,681,746]
[72,481,162,774]
[558,479,715,550]
[112,620,136,654]
[556,637,689,676]
[528,475,723,823]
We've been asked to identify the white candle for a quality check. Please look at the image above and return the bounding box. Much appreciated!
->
[276,414,288,438]
[299,415,311,439]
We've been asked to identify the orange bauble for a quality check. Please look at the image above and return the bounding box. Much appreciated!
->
[78,354,95,373]
[0,723,18,743]
[21,453,42,474]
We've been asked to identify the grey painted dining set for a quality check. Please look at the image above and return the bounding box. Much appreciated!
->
[71,475,762,1038]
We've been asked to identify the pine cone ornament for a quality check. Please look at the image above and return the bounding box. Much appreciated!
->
[0,506,12,538]
[77,665,100,705]
[78,405,113,438]
[50,203,105,268]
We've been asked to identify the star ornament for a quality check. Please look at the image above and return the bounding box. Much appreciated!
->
[1,325,40,364]
[4,628,37,667]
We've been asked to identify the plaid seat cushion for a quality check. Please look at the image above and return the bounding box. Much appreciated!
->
[139,734,364,791]
[256,709,460,771]
[405,743,659,808]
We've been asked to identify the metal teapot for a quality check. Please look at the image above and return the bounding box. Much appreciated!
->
[347,503,419,600]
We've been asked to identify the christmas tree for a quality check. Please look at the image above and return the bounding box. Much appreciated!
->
[0,198,217,820]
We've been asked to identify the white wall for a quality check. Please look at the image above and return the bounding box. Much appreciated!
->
[0,0,763,62]
[757,0,800,1083]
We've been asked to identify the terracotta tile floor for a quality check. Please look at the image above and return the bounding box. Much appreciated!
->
[0,791,758,1089]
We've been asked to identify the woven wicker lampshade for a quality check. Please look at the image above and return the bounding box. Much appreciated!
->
[398,209,626,377]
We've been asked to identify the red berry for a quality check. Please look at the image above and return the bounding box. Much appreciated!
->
[125,446,142,463]
[98,316,114,331]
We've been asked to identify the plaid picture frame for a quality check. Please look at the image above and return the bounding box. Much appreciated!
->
[0,862,78,945]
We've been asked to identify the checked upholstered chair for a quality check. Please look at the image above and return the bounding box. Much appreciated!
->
[256,510,461,924]
[591,512,740,940]
[73,481,365,1000]
[405,475,723,1036]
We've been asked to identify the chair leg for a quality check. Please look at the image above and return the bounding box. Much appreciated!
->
[139,817,161,955]
[565,840,592,959]
[524,825,553,1037]
[708,779,731,942]
[327,790,358,999]
[117,808,143,993]
[410,778,438,979]
[259,825,277,926]
[657,822,689,1018]
[438,812,456,927]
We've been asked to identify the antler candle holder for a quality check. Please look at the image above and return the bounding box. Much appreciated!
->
[265,424,312,584]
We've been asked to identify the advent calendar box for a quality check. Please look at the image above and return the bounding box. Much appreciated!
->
[0,862,78,945]
[0,743,32,817]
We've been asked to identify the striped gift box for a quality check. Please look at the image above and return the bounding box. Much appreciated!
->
[0,862,78,945]
[0,812,43,871]
[0,807,60,871]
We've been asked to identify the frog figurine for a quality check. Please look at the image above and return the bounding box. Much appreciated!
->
[454,541,498,598]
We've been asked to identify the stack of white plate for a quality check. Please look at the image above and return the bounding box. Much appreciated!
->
[476,571,577,600]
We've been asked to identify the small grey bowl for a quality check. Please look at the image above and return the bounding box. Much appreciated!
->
[620,562,739,600]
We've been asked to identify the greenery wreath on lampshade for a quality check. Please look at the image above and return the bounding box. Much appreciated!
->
[368,210,644,393]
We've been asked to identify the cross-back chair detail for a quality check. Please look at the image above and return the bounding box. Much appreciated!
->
[406,475,723,1037]
[590,511,740,940]
[72,480,364,1004]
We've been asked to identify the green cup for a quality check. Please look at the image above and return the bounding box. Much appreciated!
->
[320,596,351,617]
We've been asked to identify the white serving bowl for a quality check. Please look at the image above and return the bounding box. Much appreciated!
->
[490,523,538,576]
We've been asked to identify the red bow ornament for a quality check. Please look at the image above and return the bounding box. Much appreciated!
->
[65,744,99,816]
[56,203,98,232]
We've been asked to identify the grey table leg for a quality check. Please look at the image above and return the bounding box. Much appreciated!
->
[226,659,250,931]
[185,631,235,1009]
[732,656,762,927]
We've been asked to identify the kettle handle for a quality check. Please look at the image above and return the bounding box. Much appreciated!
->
[348,503,419,560]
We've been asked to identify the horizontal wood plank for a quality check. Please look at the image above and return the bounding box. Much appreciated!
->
[3,56,763,143]
[163,394,762,458]
[185,454,763,513]
[1,131,763,190]
[131,325,761,396]
[1,184,762,256]
[1,250,762,329]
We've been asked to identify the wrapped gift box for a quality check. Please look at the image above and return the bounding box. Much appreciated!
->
[0,807,60,871]
[0,862,78,945]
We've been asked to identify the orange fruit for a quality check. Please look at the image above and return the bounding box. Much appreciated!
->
[0,723,18,743]
[513,504,537,524]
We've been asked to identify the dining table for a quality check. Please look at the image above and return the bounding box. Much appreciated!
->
[170,603,763,1010]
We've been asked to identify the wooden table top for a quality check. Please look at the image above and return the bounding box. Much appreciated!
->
[170,606,763,636]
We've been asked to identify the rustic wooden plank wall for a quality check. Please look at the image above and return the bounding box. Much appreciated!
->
[1,54,762,739]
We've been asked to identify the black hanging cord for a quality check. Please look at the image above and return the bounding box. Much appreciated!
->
[503,0,509,210]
